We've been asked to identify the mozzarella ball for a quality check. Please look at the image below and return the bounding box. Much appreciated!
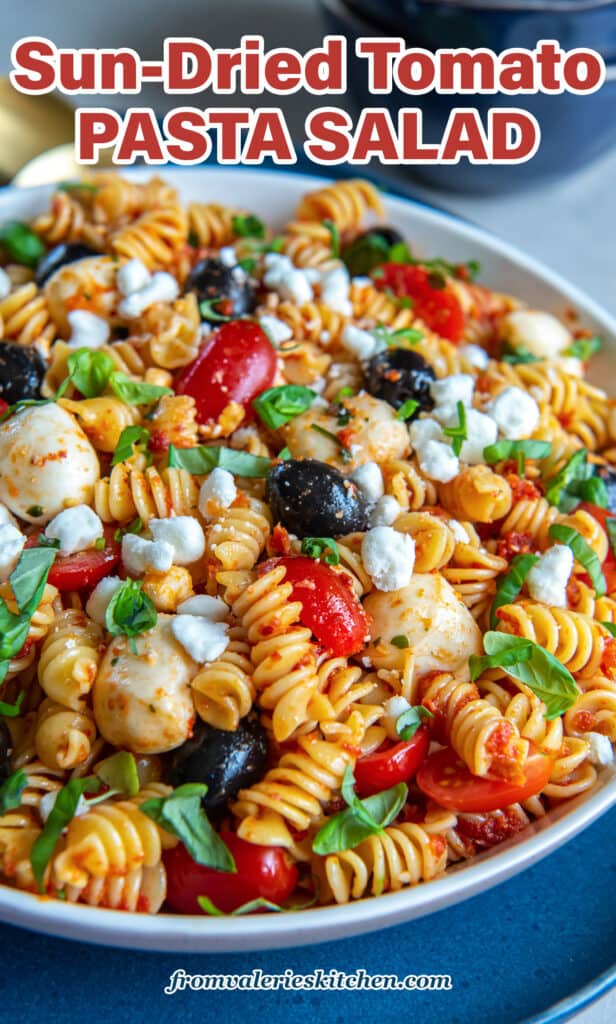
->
[363,573,481,678]
[500,310,572,360]
[0,404,100,523]
[283,393,408,470]
[45,256,120,337]
[93,615,197,754]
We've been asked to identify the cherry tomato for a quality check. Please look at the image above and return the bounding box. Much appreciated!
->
[354,727,430,797]
[577,502,616,592]
[374,263,465,343]
[27,526,120,592]
[176,320,277,425]
[416,744,554,813]
[264,555,369,656]
[164,833,299,915]
[0,399,8,417]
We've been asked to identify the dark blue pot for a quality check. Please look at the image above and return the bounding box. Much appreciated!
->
[321,0,616,192]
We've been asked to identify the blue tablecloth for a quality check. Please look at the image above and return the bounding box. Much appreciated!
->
[1,805,614,1024]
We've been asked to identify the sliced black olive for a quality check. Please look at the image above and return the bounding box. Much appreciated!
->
[35,243,102,287]
[168,715,268,811]
[342,226,405,277]
[595,466,616,514]
[365,349,436,418]
[0,720,11,784]
[0,341,45,404]
[184,257,256,322]
[267,458,369,538]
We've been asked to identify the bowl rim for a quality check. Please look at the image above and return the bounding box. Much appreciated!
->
[1,164,615,952]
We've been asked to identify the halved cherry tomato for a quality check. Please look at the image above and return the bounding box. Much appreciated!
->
[176,319,277,425]
[354,727,430,797]
[577,502,616,592]
[374,263,465,343]
[164,833,298,915]
[0,399,8,417]
[26,526,120,592]
[263,555,369,657]
[416,744,554,813]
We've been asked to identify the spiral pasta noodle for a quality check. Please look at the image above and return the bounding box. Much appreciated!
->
[295,179,384,231]
[94,463,198,523]
[0,282,56,354]
[191,625,255,731]
[34,698,98,771]
[206,496,272,577]
[496,603,613,679]
[439,465,513,523]
[37,610,103,710]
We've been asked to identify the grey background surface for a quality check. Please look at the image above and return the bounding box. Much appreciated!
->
[1,1,615,1019]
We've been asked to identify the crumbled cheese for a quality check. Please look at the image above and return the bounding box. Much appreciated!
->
[67,310,111,350]
[340,323,385,362]
[429,373,474,409]
[586,732,614,767]
[488,386,540,438]
[369,495,401,527]
[448,520,471,544]
[263,254,314,305]
[263,252,293,283]
[177,595,228,621]
[171,614,229,663]
[117,272,180,319]
[526,545,574,607]
[231,264,248,285]
[460,344,490,369]
[121,534,174,576]
[454,408,498,465]
[198,468,237,518]
[259,314,294,346]
[501,310,571,360]
[116,258,151,296]
[408,416,445,450]
[85,576,124,626]
[39,791,88,824]
[0,523,25,578]
[320,266,352,315]
[149,516,205,566]
[352,276,373,288]
[351,461,384,503]
[417,440,460,483]
[45,505,103,555]
[361,526,415,592]
[383,696,413,740]
[218,246,237,267]
[0,268,11,301]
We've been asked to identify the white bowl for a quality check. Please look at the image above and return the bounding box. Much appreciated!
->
[1,166,615,952]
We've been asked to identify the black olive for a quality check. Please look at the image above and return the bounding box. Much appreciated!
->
[184,257,256,322]
[365,349,436,418]
[0,341,46,404]
[267,458,369,538]
[168,715,268,811]
[595,466,616,514]
[35,243,102,287]
[342,226,405,276]
[0,720,11,785]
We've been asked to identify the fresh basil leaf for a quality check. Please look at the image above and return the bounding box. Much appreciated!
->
[575,476,608,508]
[395,705,433,741]
[301,537,340,565]
[277,447,291,461]
[67,348,115,398]
[310,424,352,463]
[167,444,273,477]
[198,894,314,916]
[606,518,616,560]
[0,768,28,814]
[105,579,157,644]
[9,547,56,617]
[373,325,423,348]
[0,660,9,686]
[544,450,591,511]
[387,242,412,264]
[109,373,172,406]
[113,516,143,543]
[483,440,552,465]
[323,219,340,259]
[140,783,236,872]
[95,751,140,797]
[312,780,407,855]
[0,221,45,267]
[253,385,316,430]
[443,401,467,457]
[563,337,601,360]
[501,341,541,365]
[58,181,99,194]
[490,553,540,629]
[231,213,265,239]
[112,425,151,466]
[601,621,616,637]
[197,894,225,915]
[396,399,419,422]
[391,634,409,649]
[31,776,100,890]
[0,691,24,718]
[548,523,606,597]
[470,631,579,719]
[342,233,389,276]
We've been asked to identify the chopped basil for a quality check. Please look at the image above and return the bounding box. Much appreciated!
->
[113,516,143,542]
[606,519,616,560]
[236,257,257,274]
[600,621,616,637]
[197,894,316,916]
[109,373,172,406]
[373,325,423,348]
[0,768,28,814]
[57,180,99,194]
[105,578,157,653]
[312,766,407,855]
[390,634,409,649]
[395,399,419,422]
[253,385,316,430]
[395,705,433,740]
[443,401,467,457]
[168,444,273,477]
[277,447,291,461]
[490,553,540,629]
[95,751,139,797]
[25,505,44,519]
[335,386,354,403]
[322,219,340,259]
[310,424,352,463]
[342,233,390,276]
[140,783,236,872]
[199,299,232,322]
[301,537,340,565]
[112,425,151,466]
[387,241,412,264]
[0,691,24,718]
[544,450,605,513]
[483,439,552,466]
[563,337,601,361]
[0,220,45,267]
[501,342,540,365]
[469,631,579,719]
[0,547,56,685]
[0,398,52,424]
[231,213,265,239]
[548,523,606,597]
[31,776,101,890]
